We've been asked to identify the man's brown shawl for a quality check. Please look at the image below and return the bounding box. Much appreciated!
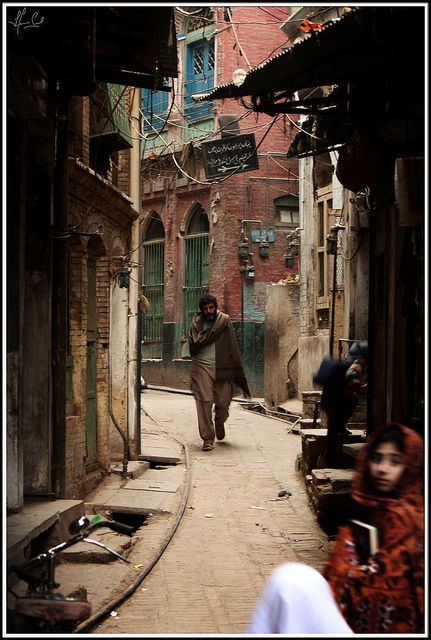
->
[188,310,251,398]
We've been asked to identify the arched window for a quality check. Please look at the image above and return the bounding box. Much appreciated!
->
[183,205,209,334]
[142,214,165,358]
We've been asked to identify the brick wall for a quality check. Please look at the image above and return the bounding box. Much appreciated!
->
[140,7,300,395]
[66,177,134,496]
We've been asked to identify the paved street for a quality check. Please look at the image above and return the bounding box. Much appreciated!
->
[91,389,329,635]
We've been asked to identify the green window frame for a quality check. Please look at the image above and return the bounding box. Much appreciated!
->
[274,195,300,229]
[142,215,165,358]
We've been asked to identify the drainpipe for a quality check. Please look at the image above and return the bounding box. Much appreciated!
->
[327,224,346,357]
[329,246,337,358]
[127,87,141,458]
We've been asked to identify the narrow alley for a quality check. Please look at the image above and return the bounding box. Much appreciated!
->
[90,389,329,635]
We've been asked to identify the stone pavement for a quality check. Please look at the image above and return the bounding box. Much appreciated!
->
[7,388,332,636]
[94,389,330,635]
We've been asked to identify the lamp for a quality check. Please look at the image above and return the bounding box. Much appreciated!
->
[284,254,295,268]
[233,68,247,87]
[118,267,130,288]
[326,223,346,255]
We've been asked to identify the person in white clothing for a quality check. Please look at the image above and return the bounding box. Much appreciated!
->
[247,562,353,635]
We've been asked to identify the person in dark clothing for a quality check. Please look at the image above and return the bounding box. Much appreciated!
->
[314,341,367,467]
[188,295,251,451]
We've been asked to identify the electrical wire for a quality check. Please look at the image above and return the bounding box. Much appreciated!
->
[225,7,252,69]
[285,113,328,144]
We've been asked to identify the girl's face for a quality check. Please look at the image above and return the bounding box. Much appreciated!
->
[368,441,406,493]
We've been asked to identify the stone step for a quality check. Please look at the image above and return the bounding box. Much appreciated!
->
[111,460,150,479]
[299,428,366,475]
[7,499,85,570]
[305,468,355,536]
[299,417,322,428]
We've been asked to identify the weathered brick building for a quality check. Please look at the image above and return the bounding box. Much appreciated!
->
[194,5,425,434]
[6,7,177,510]
[140,6,300,396]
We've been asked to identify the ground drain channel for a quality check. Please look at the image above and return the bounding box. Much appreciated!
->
[109,512,148,532]
[241,401,301,429]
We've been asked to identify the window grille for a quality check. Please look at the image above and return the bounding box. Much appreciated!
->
[274,195,299,228]
[184,39,214,121]
[186,7,214,33]
[142,215,165,358]
[141,81,170,132]
[183,206,209,336]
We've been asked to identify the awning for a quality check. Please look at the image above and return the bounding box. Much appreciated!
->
[193,6,424,106]
[6,6,178,94]
[193,6,424,159]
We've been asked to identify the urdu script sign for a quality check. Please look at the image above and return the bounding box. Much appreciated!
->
[201,133,259,179]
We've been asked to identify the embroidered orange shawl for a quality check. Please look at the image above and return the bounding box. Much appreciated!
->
[323,423,424,634]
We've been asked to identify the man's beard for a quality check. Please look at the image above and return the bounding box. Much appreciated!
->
[203,312,216,321]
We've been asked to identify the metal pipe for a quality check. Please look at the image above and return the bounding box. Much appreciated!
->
[257,152,290,157]
[128,87,142,457]
[266,154,269,229]
[247,177,299,182]
[329,246,337,357]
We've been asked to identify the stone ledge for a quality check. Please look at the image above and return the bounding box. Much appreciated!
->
[7,499,84,569]
[305,468,355,535]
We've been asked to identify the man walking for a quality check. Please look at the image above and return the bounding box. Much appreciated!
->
[188,294,251,451]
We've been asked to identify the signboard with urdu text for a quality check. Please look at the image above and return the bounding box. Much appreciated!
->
[201,133,259,178]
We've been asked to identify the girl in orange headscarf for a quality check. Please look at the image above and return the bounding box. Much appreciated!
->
[323,422,424,633]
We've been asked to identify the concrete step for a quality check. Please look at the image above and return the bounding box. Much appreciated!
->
[84,466,185,517]
[299,417,321,428]
[138,432,182,465]
[7,499,85,570]
[305,468,355,536]
[111,460,150,479]
[299,428,366,475]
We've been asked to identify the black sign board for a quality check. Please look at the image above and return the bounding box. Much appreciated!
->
[201,133,259,179]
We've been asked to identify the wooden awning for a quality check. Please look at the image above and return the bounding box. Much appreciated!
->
[6,6,178,94]
[192,6,424,158]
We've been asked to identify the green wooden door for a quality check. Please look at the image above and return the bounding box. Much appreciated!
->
[183,206,209,335]
[142,239,164,358]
